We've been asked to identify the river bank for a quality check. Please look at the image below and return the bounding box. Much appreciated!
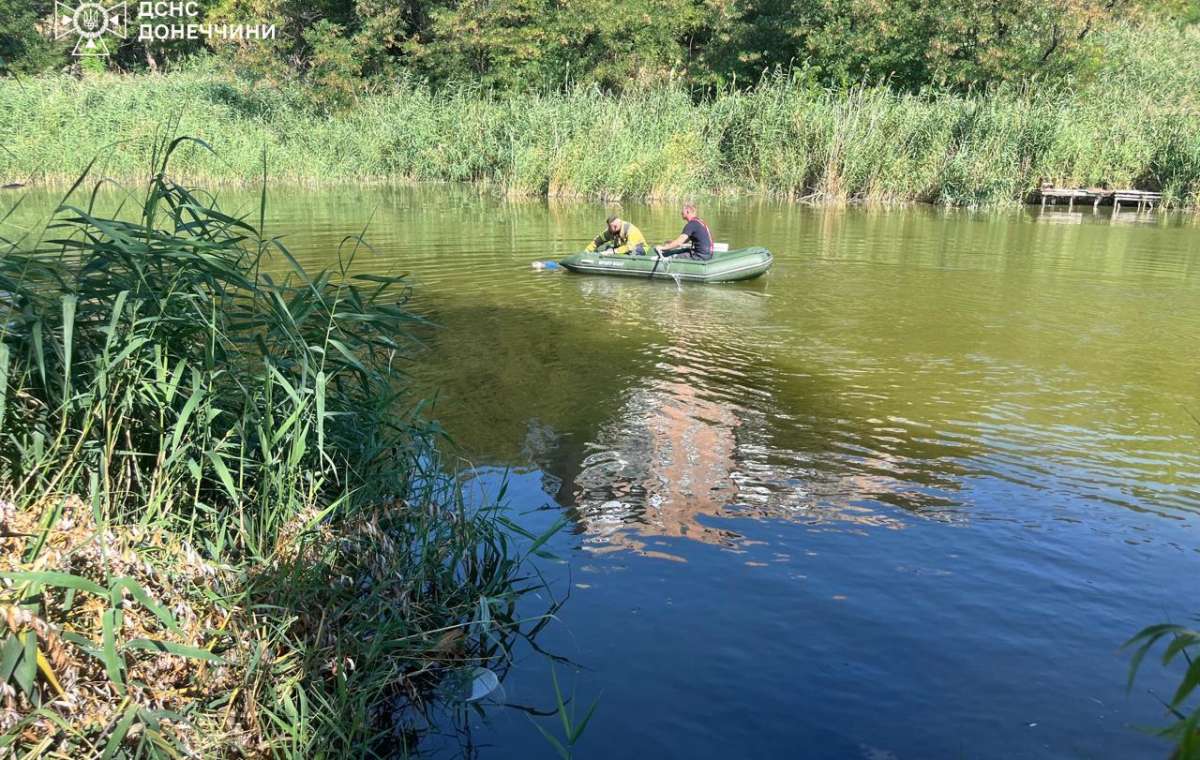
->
[0,153,563,755]
[3,26,1200,208]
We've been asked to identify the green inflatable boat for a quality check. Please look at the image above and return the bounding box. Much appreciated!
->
[558,247,773,283]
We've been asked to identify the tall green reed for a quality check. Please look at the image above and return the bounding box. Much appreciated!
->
[1126,622,1200,758]
[0,137,563,756]
[1,135,423,555]
[4,22,1200,207]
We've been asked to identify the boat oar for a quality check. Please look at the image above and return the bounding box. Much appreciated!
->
[534,239,596,271]
[649,246,670,279]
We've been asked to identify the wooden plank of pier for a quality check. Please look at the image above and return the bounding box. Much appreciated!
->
[1112,190,1162,212]
[1038,186,1161,212]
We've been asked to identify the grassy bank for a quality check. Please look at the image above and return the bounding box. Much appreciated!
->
[3,25,1200,207]
[0,140,561,755]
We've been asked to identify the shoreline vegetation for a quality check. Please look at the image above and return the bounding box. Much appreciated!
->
[1,18,1200,208]
[1,0,1199,754]
[0,139,563,756]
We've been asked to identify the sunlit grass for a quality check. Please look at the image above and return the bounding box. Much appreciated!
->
[1,24,1198,206]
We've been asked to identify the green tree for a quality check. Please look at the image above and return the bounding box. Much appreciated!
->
[922,0,1119,88]
[0,0,64,74]
[303,19,363,108]
[206,0,406,87]
[1142,0,1200,24]
[349,0,430,78]
[715,0,1126,91]
[552,0,707,90]
[405,0,555,89]
[405,0,708,90]
[110,0,224,73]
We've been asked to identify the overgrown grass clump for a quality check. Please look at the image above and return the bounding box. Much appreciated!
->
[0,139,558,756]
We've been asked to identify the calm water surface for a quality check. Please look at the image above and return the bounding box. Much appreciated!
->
[7,187,1200,758]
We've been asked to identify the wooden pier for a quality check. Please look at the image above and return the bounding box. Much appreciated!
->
[1038,186,1161,213]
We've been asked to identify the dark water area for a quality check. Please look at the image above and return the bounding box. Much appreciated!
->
[7,186,1200,758]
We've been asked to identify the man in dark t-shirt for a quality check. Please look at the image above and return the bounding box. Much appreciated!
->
[655,203,713,260]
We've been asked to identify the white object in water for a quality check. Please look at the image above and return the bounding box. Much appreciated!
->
[466,667,501,702]
[713,242,730,253]
[531,260,560,270]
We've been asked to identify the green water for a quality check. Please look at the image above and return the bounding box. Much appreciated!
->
[6,185,1200,757]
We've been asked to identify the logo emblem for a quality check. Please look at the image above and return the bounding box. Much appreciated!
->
[54,2,128,57]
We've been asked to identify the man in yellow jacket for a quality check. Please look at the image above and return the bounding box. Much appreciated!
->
[586,215,648,256]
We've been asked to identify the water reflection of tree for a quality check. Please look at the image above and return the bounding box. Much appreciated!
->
[573,374,743,559]
[426,278,976,554]
[561,288,927,556]
[568,378,929,559]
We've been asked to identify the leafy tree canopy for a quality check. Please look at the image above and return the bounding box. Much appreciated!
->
[0,0,1187,94]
